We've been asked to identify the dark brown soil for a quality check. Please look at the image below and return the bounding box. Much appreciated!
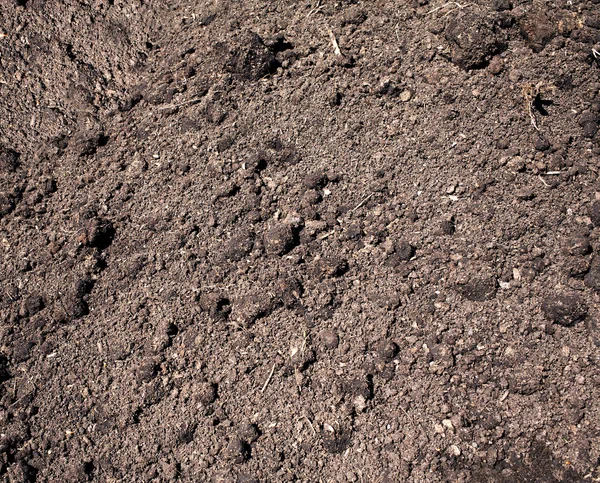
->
[1,1,600,481]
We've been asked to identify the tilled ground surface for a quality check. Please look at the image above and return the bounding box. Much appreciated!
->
[1,1,600,481]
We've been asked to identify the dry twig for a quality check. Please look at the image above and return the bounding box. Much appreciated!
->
[261,363,276,393]
[351,192,374,212]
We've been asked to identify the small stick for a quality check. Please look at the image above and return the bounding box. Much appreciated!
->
[328,29,341,56]
[351,192,374,212]
[593,49,600,59]
[261,363,276,393]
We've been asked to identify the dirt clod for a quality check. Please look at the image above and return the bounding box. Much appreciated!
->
[375,340,399,363]
[73,131,106,157]
[198,293,231,320]
[589,201,600,226]
[225,232,254,261]
[264,223,296,256]
[20,294,44,318]
[319,330,339,350]
[439,219,455,235]
[237,474,258,483]
[277,277,303,308]
[455,275,498,302]
[197,382,218,405]
[520,10,556,52]
[445,13,507,70]
[564,236,591,256]
[220,30,277,80]
[584,258,600,290]
[238,423,261,444]
[541,293,587,326]
[395,240,415,261]
[0,146,20,173]
[225,438,250,463]
[493,0,512,11]
[231,293,274,326]
[79,217,115,250]
[303,171,327,190]
[136,361,158,384]
[322,429,352,455]
[316,257,349,278]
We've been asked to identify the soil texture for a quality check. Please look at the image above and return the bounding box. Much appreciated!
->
[1,0,600,481]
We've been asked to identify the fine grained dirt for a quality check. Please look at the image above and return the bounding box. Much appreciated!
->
[1,0,600,481]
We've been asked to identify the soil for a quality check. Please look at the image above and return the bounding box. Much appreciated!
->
[1,0,600,482]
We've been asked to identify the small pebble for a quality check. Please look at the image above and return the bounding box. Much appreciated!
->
[400,90,412,102]
[448,444,461,456]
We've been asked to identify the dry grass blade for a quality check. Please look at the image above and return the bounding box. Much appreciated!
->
[328,29,341,56]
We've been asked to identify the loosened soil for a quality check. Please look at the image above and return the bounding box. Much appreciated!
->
[1,0,600,481]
